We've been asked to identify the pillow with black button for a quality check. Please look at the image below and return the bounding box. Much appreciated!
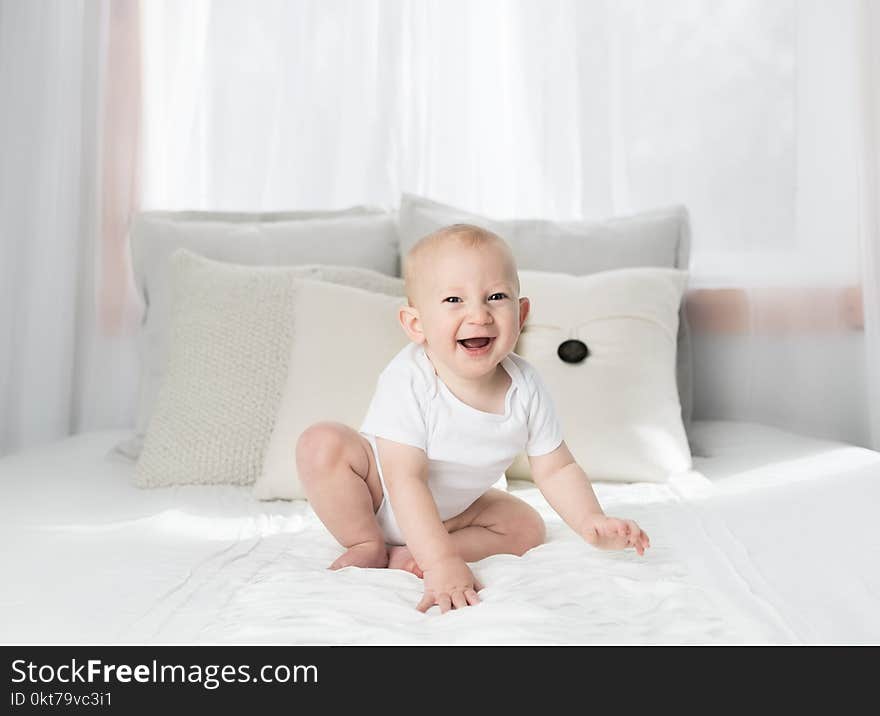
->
[507,267,692,483]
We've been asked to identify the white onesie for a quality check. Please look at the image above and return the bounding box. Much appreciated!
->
[359,341,564,546]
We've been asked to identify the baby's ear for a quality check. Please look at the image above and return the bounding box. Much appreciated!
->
[398,304,426,343]
[518,296,531,329]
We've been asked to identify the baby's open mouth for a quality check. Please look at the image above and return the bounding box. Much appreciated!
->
[458,337,493,350]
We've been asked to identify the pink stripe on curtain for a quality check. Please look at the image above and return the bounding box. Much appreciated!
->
[685,285,865,335]
[99,0,143,337]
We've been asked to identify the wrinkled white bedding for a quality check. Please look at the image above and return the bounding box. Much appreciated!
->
[1,421,879,645]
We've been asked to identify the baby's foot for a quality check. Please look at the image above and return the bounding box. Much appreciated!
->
[329,540,389,570]
[387,545,424,578]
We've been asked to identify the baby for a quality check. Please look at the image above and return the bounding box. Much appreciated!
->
[296,223,650,614]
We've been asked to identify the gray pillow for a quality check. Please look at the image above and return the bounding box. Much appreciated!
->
[397,193,693,429]
[113,207,400,461]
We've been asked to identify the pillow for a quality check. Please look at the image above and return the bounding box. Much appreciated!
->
[134,250,404,488]
[397,192,694,431]
[114,207,399,461]
[506,267,692,483]
[256,278,412,500]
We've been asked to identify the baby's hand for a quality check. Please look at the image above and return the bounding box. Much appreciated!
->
[581,515,650,556]
[417,556,483,614]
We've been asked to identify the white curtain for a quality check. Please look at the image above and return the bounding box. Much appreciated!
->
[0,0,138,457]
[139,0,880,449]
[2,0,878,455]
[857,0,880,451]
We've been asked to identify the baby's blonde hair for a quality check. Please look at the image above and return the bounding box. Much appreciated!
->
[403,223,520,307]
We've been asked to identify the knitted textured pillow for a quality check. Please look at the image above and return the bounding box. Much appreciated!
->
[135,249,404,488]
[114,207,398,462]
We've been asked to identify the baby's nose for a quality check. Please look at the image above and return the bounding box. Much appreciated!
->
[468,305,493,322]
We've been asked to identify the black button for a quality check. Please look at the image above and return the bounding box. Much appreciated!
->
[557,339,589,364]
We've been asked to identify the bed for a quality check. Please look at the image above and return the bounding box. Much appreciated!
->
[3,420,879,645]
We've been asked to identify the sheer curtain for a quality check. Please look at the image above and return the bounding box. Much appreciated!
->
[139,0,880,449]
[858,0,880,450]
[2,0,878,455]
[0,0,139,457]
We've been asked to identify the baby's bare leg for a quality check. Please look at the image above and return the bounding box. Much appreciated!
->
[390,489,546,573]
[443,489,546,563]
[296,422,388,570]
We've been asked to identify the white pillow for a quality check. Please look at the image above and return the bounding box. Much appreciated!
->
[397,192,694,430]
[256,279,412,500]
[507,267,692,483]
[114,208,399,461]
[135,250,404,488]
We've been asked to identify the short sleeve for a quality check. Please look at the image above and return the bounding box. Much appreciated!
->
[525,369,564,457]
[359,362,428,451]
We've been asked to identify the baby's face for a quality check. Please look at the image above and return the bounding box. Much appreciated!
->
[407,242,528,381]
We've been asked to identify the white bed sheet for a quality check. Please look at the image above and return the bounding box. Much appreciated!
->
[1,421,878,645]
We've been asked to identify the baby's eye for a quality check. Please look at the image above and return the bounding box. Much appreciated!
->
[489,293,508,301]
[443,297,462,304]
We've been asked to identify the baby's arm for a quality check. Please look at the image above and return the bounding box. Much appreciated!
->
[375,437,482,612]
[529,441,650,555]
